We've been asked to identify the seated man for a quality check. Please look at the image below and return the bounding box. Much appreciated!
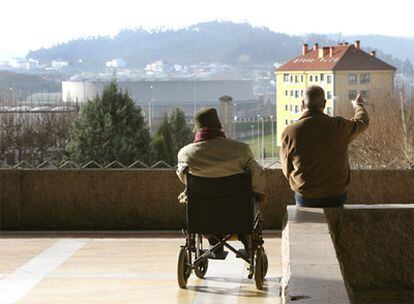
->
[177,107,266,255]
[280,86,369,207]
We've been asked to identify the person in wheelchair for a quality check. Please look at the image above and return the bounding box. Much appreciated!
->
[176,107,266,258]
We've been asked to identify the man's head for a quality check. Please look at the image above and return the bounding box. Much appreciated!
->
[302,85,326,112]
[193,107,222,131]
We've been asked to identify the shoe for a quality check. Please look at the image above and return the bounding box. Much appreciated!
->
[208,250,228,260]
[236,248,251,259]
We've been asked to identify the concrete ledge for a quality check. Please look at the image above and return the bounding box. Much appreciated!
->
[325,204,414,303]
[0,169,291,230]
[2,169,414,230]
[281,206,349,304]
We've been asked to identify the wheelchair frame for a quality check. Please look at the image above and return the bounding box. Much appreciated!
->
[177,206,268,290]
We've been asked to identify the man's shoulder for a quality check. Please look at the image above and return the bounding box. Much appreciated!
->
[178,143,196,159]
[178,139,248,156]
[282,121,300,137]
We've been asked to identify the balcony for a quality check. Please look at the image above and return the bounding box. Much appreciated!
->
[1,168,413,303]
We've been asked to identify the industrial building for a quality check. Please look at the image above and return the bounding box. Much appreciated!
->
[62,79,255,119]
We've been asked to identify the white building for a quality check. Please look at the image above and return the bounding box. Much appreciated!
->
[105,58,127,68]
[50,60,68,70]
[145,61,164,75]
[7,58,29,70]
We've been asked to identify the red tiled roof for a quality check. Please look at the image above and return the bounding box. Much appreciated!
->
[276,44,396,72]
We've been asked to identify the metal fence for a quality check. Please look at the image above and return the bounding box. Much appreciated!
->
[0,159,281,170]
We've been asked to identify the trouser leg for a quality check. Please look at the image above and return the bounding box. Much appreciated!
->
[207,234,224,253]
[237,234,249,251]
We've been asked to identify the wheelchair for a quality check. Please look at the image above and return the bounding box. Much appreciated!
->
[177,172,268,290]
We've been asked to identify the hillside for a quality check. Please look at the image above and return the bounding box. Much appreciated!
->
[26,21,413,73]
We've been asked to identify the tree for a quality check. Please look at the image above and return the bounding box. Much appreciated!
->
[153,115,175,165]
[170,108,193,151]
[153,108,192,165]
[66,80,151,165]
[335,90,414,169]
[0,112,76,166]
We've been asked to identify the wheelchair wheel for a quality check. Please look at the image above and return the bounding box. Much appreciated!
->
[177,247,191,288]
[194,256,208,278]
[255,247,265,290]
[263,251,268,278]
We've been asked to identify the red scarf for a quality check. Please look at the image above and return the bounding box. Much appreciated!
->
[194,127,226,143]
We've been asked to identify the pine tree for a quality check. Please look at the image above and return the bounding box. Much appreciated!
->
[170,108,193,151]
[66,80,151,165]
[153,108,192,165]
[153,114,175,164]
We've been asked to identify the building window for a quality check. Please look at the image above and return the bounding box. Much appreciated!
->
[349,90,357,100]
[301,75,304,82]
[348,74,357,85]
[295,90,299,98]
[361,74,370,84]
[361,90,370,99]
[295,105,299,113]
[295,75,299,83]
[290,90,294,96]
[290,105,293,111]
[285,119,288,125]
[285,90,288,96]
[290,75,293,83]
[301,90,304,97]
[283,74,289,82]
[310,75,313,82]
[327,91,332,100]
[327,75,332,84]
[315,75,318,82]
[290,120,294,124]
[327,107,332,115]
[285,104,288,111]
[320,74,324,81]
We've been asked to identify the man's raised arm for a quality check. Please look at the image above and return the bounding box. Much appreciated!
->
[336,93,370,141]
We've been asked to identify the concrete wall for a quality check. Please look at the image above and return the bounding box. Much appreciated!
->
[325,206,414,303]
[1,169,414,230]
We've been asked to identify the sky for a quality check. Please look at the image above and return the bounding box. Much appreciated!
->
[1,0,414,60]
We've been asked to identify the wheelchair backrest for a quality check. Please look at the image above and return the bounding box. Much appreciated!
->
[186,172,253,234]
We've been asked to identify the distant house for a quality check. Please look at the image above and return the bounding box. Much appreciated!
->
[51,60,69,69]
[105,58,127,68]
[275,40,396,146]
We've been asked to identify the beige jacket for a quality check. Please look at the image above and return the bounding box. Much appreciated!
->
[177,138,266,195]
[280,105,369,198]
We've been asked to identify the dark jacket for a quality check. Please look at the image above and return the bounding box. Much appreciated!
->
[280,105,369,198]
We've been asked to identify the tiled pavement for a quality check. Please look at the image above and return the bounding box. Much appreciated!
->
[0,235,281,304]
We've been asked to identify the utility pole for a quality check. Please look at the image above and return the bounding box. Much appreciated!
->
[261,117,265,166]
[257,115,260,159]
[193,72,197,115]
[400,88,411,166]
[149,84,154,133]
[270,115,274,159]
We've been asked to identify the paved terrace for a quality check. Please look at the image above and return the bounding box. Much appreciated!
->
[0,233,281,303]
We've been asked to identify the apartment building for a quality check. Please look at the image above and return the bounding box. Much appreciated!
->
[275,40,396,145]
